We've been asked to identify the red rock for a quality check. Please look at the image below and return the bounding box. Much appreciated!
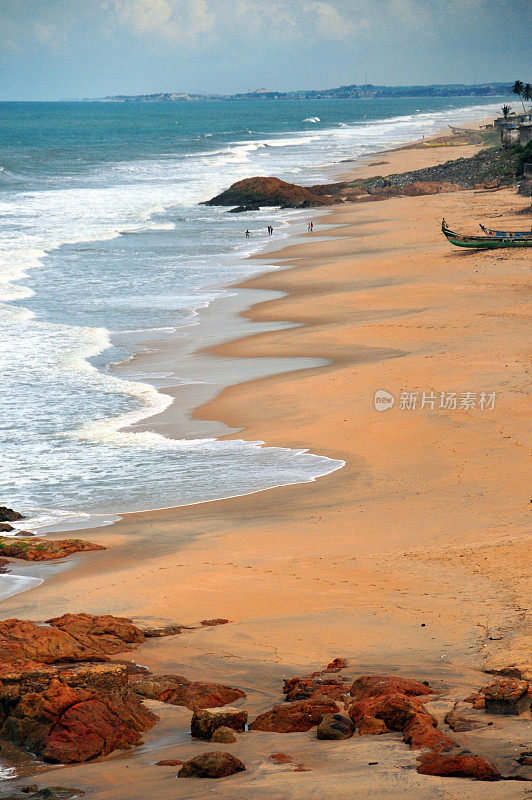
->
[0,663,156,763]
[0,524,14,532]
[403,715,457,752]
[283,676,347,703]
[249,698,338,733]
[47,613,145,656]
[211,726,237,743]
[0,538,104,562]
[130,674,245,711]
[324,658,348,672]
[349,692,435,731]
[270,753,292,764]
[0,619,105,664]
[357,716,388,736]
[156,759,183,766]
[465,691,485,709]
[417,751,501,781]
[349,675,433,702]
[178,751,245,778]
[141,624,184,638]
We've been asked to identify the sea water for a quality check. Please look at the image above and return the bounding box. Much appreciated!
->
[0,97,505,531]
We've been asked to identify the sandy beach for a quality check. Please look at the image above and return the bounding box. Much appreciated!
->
[1,128,530,798]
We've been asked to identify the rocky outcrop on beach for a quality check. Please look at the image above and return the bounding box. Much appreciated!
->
[0,661,156,763]
[178,751,246,779]
[250,697,338,733]
[417,751,501,781]
[0,538,105,562]
[0,507,25,522]
[204,177,336,209]
[130,674,246,711]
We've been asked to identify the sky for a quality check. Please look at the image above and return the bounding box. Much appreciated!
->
[0,0,530,100]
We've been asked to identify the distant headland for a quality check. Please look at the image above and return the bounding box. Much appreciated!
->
[100,82,512,103]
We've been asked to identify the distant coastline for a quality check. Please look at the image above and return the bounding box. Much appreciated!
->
[100,81,513,103]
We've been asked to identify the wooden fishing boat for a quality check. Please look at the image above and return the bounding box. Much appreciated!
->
[479,223,532,237]
[441,219,532,249]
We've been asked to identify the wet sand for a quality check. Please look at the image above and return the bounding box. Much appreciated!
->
[1,134,530,798]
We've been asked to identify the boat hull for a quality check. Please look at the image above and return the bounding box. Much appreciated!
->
[442,219,532,249]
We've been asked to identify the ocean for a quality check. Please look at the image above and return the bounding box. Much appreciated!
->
[0,96,504,532]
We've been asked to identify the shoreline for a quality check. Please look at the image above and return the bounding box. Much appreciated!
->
[1,104,530,797]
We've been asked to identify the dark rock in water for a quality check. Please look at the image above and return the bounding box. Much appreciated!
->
[130,673,245,711]
[483,678,531,716]
[179,751,245,779]
[417,751,501,781]
[200,618,229,627]
[0,507,24,522]
[444,710,491,732]
[249,697,338,733]
[156,759,183,766]
[228,204,260,213]
[204,177,335,209]
[5,789,84,800]
[0,523,14,532]
[316,713,355,740]
[191,707,247,740]
[141,624,185,638]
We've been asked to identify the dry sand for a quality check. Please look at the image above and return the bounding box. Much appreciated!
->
[1,137,530,798]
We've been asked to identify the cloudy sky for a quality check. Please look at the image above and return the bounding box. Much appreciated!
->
[1,0,530,99]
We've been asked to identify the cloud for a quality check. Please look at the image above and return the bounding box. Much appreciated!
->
[107,0,215,42]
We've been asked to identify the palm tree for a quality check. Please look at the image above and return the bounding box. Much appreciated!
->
[524,83,532,109]
[513,80,525,112]
[501,104,512,119]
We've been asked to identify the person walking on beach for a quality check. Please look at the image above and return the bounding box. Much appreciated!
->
[245,229,250,238]
[270,225,274,236]
[308,221,314,232]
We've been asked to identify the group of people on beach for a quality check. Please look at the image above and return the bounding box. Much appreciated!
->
[245,222,314,238]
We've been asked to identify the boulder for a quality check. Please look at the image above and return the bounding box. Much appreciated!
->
[403,716,456,752]
[283,675,347,702]
[0,538,105,562]
[228,204,260,213]
[204,177,335,209]
[316,713,355,740]
[156,759,183,766]
[0,507,24,522]
[249,697,338,733]
[349,675,433,702]
[178,751,245,779]
[200,618,230,627]
[417,751,501,781]
[444,711,491,732]
[357,715,388,736]
[349,692,435,731]
[0,523,14,532]
[130,674,245,711]
[483,679,530,716]
[211,726,237,743]
[191,707,247,740]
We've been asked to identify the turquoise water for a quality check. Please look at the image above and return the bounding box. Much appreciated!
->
[0,97,504,530]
